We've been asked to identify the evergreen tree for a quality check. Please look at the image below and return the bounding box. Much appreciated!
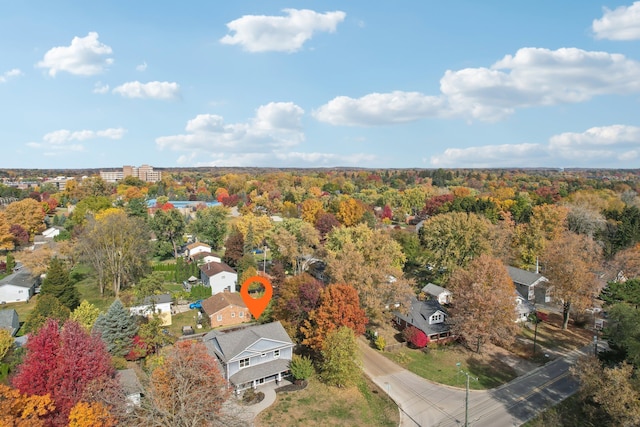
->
[93,300,138,357]
[243,224,255,255]
[22,294,71,334]
[40,257,80,310]
[6,252,15,272]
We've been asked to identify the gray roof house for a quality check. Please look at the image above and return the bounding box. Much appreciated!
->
[0,308,20,336]
[515,291,536,322]
[0,267,38,303]
[507,266,551,304]
[421,283,452,305]
[203,321,294,392]
[393,297,452,343]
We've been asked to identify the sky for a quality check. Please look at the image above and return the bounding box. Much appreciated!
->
[1,1,640,170]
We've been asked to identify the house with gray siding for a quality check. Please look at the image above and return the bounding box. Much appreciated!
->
[508,266,551,304]
[203,321,294,392]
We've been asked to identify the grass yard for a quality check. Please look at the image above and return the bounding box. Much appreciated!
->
[257,375,398,427]
[383,344,518,389]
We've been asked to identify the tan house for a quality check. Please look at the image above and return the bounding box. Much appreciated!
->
[202,292,251,328]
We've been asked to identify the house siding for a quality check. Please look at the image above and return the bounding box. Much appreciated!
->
[227,346,292,379]
[0,284,33,303]
[209,305,251,328]
[201,271,237,295]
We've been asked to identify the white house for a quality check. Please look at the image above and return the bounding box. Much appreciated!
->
[129,293,173,326]
[203,321,294,392]
[515,291,535,322]
[42,226,64,239]
[0,267,37,303]
[199,261,237,295]
[421,283,453,305]
[185,242,211,259]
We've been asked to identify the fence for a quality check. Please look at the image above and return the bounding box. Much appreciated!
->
[383,342,406,352]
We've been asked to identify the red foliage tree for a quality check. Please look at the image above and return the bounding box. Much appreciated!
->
[160,202,175,211]
[125,335,148,361]
[315,212,340,239]
[12,319,116,426]
[47,198,59,212]
[403,325,429,348]
[381,205,393,220]
[422,194,454,216]
[9,224,29,246]
[220,194,240,207]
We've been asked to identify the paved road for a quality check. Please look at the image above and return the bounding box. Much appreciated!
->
[359,340,590,427]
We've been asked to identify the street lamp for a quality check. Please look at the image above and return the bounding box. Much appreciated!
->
[456,362,478,427]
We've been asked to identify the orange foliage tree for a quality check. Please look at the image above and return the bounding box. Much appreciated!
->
[301,284,368,351]
[68,401,116,427]
[0,384,55,427]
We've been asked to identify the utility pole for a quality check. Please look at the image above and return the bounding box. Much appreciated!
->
[456,363,478,427]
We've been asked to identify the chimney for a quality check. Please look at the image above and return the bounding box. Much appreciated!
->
[535,257,539,274]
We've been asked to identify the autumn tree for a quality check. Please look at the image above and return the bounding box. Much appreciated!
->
[10,224,29,247]
[514,204,569,268]
[572,356,640,426]
[235,213,273,247]
[70,300,101,332]
[68,401,116,427]
[22,294,71,334]
[301,284,368,351]
[336,197,365,227]
[188,206,227,250]
[12,319,116,426]
[301,199,324,224]
[4,198,46,239]
[150,208,186,259]
[40,257,80,310]
[325,224,413,321]
[0,329,12,361]
[0,211,14,250]
[320,327,360,387]
[541,231,601,329]
[93,300,138,357]
[222,230,244,267]
[267,218,320,274]
[0,384,55,426]
[69,196,112,226]
[131,341,244,427]
[403,325,429,348]
[448,254,518,353]
[76,211,151,296]
[314,212,339,239]
[418,212,492,276]
[15,245,54,277]
[273,273,324,340]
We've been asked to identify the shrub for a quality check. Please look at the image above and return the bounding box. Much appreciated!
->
[374,335,386,351]
[403,326,429,349]
[289,355,314,381]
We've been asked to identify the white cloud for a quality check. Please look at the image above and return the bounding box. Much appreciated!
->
[220,8,346,52]
[0,68,22,83]
[177,151,375,167]
[28,127,126,152]
[314,91,443,126]
[157,102,304,153]
[315,47,640,125]
[429,124,640,167]
[593,2,640,40]
[136,61,147,72]
[93,82,110,94]
[112,81,180,100]
[37,32,113,77]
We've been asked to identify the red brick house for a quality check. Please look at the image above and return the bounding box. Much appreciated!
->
[202,291,251,328]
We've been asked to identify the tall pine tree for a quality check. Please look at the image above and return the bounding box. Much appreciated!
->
[40,257,80,310]
[93,300,138,357]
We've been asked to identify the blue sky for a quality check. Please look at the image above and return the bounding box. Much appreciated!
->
[2,1,640,169]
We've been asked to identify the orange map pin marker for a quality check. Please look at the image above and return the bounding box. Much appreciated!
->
[240,275,273,319]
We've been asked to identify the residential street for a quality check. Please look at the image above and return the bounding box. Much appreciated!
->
[359,339,590,427]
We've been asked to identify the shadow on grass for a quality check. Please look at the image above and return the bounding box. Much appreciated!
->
[466,354,518,389]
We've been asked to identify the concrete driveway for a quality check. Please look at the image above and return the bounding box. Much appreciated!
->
[359,339,589,426]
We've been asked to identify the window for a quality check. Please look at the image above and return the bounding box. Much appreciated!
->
[261,353,267,357]
[239,311,244,317]
[217,314,223,321]
[274,349,280,358]
[239,358,250,368]
[231,312,236,318]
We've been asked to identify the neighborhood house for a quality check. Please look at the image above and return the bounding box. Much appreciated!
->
[393,297,453,343]
[0,266,38,303]
[508,266,551,304]
[199,260,238,295]
[0,308,20,336]
[201,291,251,328]
[129,293,173,326]
[421,283,452,305]
[203,321,294,392]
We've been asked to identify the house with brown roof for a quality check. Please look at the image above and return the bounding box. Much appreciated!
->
[202,291,251,328]
[199,260,238,295]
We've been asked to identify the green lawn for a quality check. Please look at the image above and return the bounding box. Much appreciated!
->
[258,375,398,427]
[383,344,517,390]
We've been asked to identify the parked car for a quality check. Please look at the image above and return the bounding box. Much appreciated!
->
[189,300,203,310]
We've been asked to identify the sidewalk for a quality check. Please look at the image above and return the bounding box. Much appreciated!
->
[231,379,293,425]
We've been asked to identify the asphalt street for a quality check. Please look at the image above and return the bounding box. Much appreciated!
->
[359,339,590,427]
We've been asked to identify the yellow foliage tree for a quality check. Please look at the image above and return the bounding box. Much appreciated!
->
[235,214,273,247]
[68,401,116,427]
[301,199,324,224]
[4,198,46,239]
[94,208,126,222]
[336,198,365,227]
[0,329,12,361]
[0,384,55,426]
[0,211,14,250]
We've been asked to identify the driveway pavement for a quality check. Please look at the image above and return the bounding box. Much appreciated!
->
[359,339,591,427]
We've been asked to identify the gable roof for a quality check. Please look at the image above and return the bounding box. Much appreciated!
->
[202,292,246,316]
[137,293,172,306]
[507,266,548,287]
[421,283,451,297]
[187,242,211,251]
[0,268,37,289]
[394,297,449,337]
[203,321,293,363]
[0,308,19,336]
[200,261,236,278]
